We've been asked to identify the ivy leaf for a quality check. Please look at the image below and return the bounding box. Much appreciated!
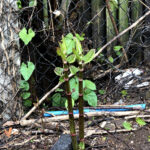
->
[21,92,31,99]
[70,65,79,75]
[19,28,35,45]
[17,0,22,9]
[69,77,79,100]
[123,121,132,130]
[83,80,96,90]
[54,67,64,76]
[20,62,35,81]
[114,45,123,52]
[99,89,106,95]
[52,93,61,107]
[83,90,97,107]
[19,80,29,91]
[66,54,76,64]
[29,0,37,7]
[82,49,95,64]
[136,117,146,126]
[24,99,32,107]
[108,56,114,63]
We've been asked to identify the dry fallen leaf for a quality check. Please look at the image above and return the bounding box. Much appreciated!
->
[4,127,12,138]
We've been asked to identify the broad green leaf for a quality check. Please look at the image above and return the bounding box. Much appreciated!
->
[57,46,66,60]
[65,33,75,55]
[70,65,79,75]
[83,80,96,90]
[99,89,106,95]
[59,75,65,83]
[136,117,146,126]
[79,142,85,150]
[69,77,79,100]
[65,98,75,109]
[19,28,35,45]
[74,37,83,55]
[83,90,97,107]
[20,62,35,81]
[75,33,84,41]
[54,67,63,76]
[116,51,122,56]
[55,88,64,92]
[24,99,32,107]
[82,49,95,64]
[114,45,123,51]
[66,54,76,64]
[17,0,22,9]
[19,80,29,91]
[60,36,67,54]
[29,0,37,7]
[72,48,81,60]
[61,97,67,107]
[21,92,31,99]
[108,56,114,63]
[123,121,132,130]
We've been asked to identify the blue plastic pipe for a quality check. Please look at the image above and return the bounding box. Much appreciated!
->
[44,104,146,117]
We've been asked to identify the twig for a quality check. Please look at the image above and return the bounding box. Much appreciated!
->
[85,128,138,137]
[125,114,150,120]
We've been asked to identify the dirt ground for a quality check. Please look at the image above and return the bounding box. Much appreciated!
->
[1,70,150,150]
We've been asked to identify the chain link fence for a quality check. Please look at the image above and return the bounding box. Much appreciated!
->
[0,0,150,148]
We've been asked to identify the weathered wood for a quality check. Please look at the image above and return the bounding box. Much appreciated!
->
[91,0,105,48]
[0,0,22,122]
[119,0,129,46]
[106,1,117,57]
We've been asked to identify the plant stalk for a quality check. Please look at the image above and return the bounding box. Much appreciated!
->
[43,0,49,29]
[78,61,85,150]
[63,61,78,150]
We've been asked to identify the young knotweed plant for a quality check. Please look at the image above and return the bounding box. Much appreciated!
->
[54,34,78,150]
[73,34,95,150]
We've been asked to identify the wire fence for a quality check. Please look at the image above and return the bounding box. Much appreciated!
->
[0,0,150,148]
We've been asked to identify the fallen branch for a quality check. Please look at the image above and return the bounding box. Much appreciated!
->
[20,111,140,126]
[85,128,138,137]
[22,10,150,120]
[125,114,150,120]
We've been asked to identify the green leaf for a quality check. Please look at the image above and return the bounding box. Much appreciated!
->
[66,54,76,64]
[52,93,61,107]
[70,65,79,75]
[148,136,150,142]
[83,90,97,107]
[74,37,83,55]
[82,49,95,64]
[17,0,22,9]
[61,97,67,107]
[59,76,65,83]
[123,121,132,130]
[29,0,37,7]
[114,45,123,52]
[60,37,67,55]
[99,89,106,95]
[24,99,32,107]
[83,80,96,90]
[21,92,31,99]
[65,33,75,55]
[116,51,122,56]
[79,142,85,150]
[20,62,35,81]
[75,33,84,41]
[19,28,35,45]
[55,88,64,92]
[121,90,128,96]
[69,77,79,100]
[65,98,75,110]
[19,80,29,91]
[54,67,63,76]
[136,117,146,126]
[108,56,114,63]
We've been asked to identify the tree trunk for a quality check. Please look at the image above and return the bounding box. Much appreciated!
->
[0,0,22,123]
